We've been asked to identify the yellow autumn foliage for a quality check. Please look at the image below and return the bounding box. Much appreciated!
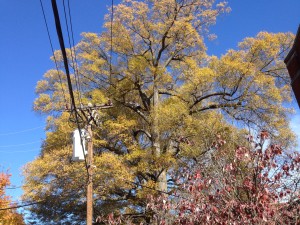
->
[24,0,297,223]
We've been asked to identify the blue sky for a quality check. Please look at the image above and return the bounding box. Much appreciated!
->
[0,0,299,210]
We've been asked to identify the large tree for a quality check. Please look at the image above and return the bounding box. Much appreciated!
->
[23,0,296,223]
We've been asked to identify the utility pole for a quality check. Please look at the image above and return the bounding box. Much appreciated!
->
[50,0,113,223]
[87,123,93,225]
[83,103,112,225]
[70,103,112,225]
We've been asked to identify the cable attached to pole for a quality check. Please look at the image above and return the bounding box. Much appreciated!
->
[67,0,82,100]
[62,0,82,104]
[51,0,89,177]
[39,0,68,106]
[109,0,114,84]
[0,126,43,136]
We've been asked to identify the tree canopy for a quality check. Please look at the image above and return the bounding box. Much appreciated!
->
[23,0,297,224]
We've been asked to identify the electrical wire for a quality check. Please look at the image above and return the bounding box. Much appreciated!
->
[5,186,24,190]
[0,141,41,148]
[6,168,87,191]
[39,0,68,107]
[67,0,83,102]
[5,173,76,192]
[5,168,183,199]
[0,184,181,211]
[0,200,45,211]
[51,0,89,178]
[0,149,39,153]
[109,0,114,84]
[62,0,82,104]
[0,185,98,212]
[2,170,187,213]
[0,183,86,211]
[0,179,182,211]
[0,139,70,153]
[0,126,43,136]
[1,172,88,211]
[66,0,109,93]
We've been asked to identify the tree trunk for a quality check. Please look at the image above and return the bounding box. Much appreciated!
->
[153,81,167,192]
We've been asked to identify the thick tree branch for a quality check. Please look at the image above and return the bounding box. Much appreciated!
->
[190,102,242,114]
[155,5,179,66]
[136,82,151,111]
[115,99,150,124]
[189,92,233,109]
[159,90,189,103]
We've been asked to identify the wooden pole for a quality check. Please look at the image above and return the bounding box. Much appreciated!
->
[87,124,93,225]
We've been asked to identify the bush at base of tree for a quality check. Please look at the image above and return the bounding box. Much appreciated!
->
[97,131,300,224]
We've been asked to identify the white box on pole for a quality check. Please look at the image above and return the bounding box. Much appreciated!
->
[72,129,87,161]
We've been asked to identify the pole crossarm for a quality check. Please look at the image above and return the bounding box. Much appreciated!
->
[66,103,113,127]
[65,103,113,112]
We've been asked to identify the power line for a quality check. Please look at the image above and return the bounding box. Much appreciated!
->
[67,0,81,91]
[39,0,68,106]
[6,168,87,191]
[0,126,44,136]
[0,200,45,211]
[51,0,89,179]
[1,185,96,212]
[3,182,185,212]
[5,169,184,199]
[0,186,84,211]
[2,176,187,215]
[62,0,82,104]
[0,141,70,153]
[0,141,41,148]
[67,0,83,102]
[109,0,114,84]
[65,0,111,93]
[1,175,88,211]
[0,149,39,153]
[5,186,24,190]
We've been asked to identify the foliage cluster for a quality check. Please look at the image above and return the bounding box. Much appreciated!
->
[0,171,25,225]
